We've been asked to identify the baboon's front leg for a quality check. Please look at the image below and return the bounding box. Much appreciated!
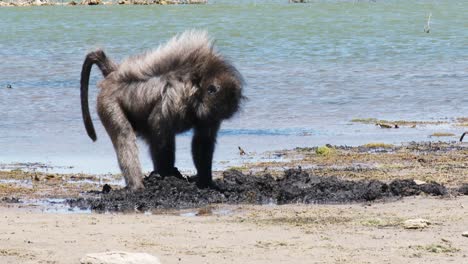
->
[149,133,182,178]
[192,122,220,188]
[99,103,144,190]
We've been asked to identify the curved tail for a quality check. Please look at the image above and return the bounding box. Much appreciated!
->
[461,132,467,142]
[80,49,117,141]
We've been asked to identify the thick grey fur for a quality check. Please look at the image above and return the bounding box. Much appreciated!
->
[80,30,244,190]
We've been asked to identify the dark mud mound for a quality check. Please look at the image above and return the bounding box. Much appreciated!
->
[68,169,450,212]
[1,197,21,203]
[458,184,468,195]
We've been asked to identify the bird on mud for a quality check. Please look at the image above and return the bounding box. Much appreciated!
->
[238,146,247,156]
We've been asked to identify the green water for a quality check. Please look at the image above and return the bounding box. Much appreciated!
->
[0,0,466,172]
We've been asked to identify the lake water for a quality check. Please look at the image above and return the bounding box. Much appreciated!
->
[0,0,467,174]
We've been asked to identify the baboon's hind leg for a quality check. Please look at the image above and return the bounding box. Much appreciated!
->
[99,101,144,190]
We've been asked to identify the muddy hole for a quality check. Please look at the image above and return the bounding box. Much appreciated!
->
[67,168,456,213]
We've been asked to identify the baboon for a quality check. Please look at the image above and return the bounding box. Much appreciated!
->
[80,30,244,190]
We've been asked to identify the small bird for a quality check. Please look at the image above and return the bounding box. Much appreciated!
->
[424,13,432,33]
[6,84,12,89]
[460,132,467,142]
[238,146,246,156]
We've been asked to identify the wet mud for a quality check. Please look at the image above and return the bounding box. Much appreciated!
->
[68,168,453,213]
[2,141,466,212]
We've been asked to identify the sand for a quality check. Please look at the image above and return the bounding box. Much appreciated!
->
[1,141,467,263]
[1,196,467,264]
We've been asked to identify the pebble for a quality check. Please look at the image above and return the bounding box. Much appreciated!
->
[80,251,161,264]
[413,180,426,185]
[403,218,431,229]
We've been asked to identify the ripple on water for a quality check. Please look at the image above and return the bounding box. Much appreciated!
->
[0,0,466,173]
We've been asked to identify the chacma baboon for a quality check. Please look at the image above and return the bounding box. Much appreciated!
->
[80,30,244,190]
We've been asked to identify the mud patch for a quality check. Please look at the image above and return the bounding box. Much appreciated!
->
[1,197,21,203]
[68,168,449,212]
[458,184,468,195]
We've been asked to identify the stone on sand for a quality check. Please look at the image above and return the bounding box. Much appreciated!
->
[403,218,431,229]
[413,180,426,185]
[80,251,161,264]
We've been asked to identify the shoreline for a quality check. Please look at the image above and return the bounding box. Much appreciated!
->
[1,116,466,175]
[0,140,466,210]
[0,0,207,7]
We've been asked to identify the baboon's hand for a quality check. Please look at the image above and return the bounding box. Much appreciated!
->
[171,168,198,182]
[196,179,221,191]
[149,168,197,182]
[170,167,184,179]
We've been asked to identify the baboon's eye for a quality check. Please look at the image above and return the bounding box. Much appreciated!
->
[207,85,218,95]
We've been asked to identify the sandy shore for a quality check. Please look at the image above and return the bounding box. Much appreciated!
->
[0,141,467,263]
[1,196,467,263]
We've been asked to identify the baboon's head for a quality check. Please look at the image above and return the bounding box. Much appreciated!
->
[195,58,244,121]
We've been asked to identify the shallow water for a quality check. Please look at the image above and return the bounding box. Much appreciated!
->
[0,0,467,173]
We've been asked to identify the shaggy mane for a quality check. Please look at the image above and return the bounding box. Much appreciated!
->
[116,30,217,82]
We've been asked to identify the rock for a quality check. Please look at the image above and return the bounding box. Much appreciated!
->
[1,0,51,6]
[413,180,426,185]
[80,251,161,264]
[130,0,146,4]
[376,123,394,129]
[403,218,431,229]
[462,231,468,238]
[186,0,207,3]
[81,0,102,5]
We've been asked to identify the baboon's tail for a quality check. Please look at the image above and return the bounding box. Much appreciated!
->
[461,132,467,142]
[80,50,116,141]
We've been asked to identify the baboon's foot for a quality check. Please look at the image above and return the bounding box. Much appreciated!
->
[127,181,145,191]
[148,170,163,178]
[153,167,195,181]
[186,175,198,183]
